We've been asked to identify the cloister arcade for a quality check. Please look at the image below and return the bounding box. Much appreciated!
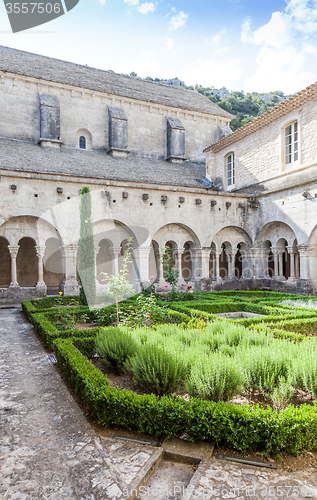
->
[0,216,314,298]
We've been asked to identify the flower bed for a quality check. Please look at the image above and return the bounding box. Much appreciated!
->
[22,291,317,456]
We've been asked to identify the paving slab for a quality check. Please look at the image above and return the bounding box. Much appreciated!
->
[0,309,157,500]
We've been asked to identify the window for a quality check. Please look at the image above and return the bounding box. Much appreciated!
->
[285,121,298,166]
[227,153,235,187]
[79,136,86,149]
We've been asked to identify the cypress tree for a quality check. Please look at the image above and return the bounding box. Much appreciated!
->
[78,186,96,305]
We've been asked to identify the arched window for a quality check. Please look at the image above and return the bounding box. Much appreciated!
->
[226,153,235,188]
[79,136,86,149]
[285,121,298,167]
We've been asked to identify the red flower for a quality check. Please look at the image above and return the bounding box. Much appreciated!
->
[188,286,192,290]
[147,313,151,317]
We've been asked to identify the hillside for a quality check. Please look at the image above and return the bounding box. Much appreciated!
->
[134,74,290,131]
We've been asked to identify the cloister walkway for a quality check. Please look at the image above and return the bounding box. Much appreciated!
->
[1,308,317,500]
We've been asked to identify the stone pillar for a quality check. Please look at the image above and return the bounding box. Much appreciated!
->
[201,248,211,279]
[210,251,216,278]
[60,244,79,295]
[35,245,47,291]
[191,247,202,281]
[295,251,300,278]
[154,248,160,282]
[225,250,233,279]
[110,246,121,277]
[158,249,165,286]
[252,248,264,279]
[94,246,100,282]
[278,251,285,279]
[298,245,308,279]
[262,249,271,278]
[176,249,184,282]
[272,248,279,278]
[215,251,222,282]
[8,245,19,287]
[134,246,151,284]
[286,246,296,280]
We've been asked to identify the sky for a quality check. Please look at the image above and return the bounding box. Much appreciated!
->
[1,0,317,94]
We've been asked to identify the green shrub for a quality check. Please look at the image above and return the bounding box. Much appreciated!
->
[293,343,317,399]
[241,345,292,396]
[129,344,186,396]
[95,327,138,373]
[186,354,244,402]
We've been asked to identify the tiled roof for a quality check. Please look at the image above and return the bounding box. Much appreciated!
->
[204,82,317,153]
[0,45,232,119]
[0,137,206,188]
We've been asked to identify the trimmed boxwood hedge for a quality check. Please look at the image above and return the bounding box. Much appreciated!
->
[54,337,317,456]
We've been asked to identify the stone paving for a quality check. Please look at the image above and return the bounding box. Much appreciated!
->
[1,308,317,500]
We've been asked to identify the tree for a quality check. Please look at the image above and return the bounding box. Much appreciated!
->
[101,238,133,325]
[130,71,137,77]
[160,245,179,293]
[78,186,96,306]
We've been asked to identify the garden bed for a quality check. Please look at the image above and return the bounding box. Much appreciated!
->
[22,290,317,456]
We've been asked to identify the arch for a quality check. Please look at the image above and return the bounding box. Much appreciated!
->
[212,226,252,252]
[182,241,192,281]
[152,223,200,249]
[0,237,10,287]
[96,239,113,282]
[43,237,63,294]
[255,221,297,248]
[76,128,92,150]
[17,237,37,287]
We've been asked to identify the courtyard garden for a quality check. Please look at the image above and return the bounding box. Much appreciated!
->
[22,290,317,457]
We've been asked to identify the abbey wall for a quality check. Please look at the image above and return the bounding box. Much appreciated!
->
[0,45,317,303]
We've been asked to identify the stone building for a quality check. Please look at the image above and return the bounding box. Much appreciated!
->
[0,45,316,303]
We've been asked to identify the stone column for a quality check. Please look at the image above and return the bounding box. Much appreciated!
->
[298,245,308,279]
[225,250,232,279]
[286,246,296,280]
[251,248,264,279]
[295,251,300,278]
[134,246,151,284]
[262,249,271,278]
[215,250,222,282]
[35,245,47,291]
[8,245,19,288]
[60,244,79,295]
[154,248,160,282]
[176,249,184,282]
[278,251,285,279]
[210,251,216,278]
[158,249,165,286]
[201,248,211,279]
[272,248,279,278]
[110,246,121,277]
[94,246,100,282]
[191,247,202,281]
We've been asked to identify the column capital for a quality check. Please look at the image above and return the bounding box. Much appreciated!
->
[286,246,295,255]
[8,245,19,258]
[35,245,46,258]
[134,246,152,257]
[109,246,121,257]
[61,244,79,257]
[297,244,308,255]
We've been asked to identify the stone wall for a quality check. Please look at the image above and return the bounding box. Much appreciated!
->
[207,100,317,190]
[0,73,228,163]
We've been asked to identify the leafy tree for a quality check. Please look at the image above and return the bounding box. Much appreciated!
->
[130,71,137,77]
[101,238,133,325]
[160,245,179,293]
[78,186,96,306]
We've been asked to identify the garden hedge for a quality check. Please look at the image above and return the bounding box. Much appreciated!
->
[54,337,317,456]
